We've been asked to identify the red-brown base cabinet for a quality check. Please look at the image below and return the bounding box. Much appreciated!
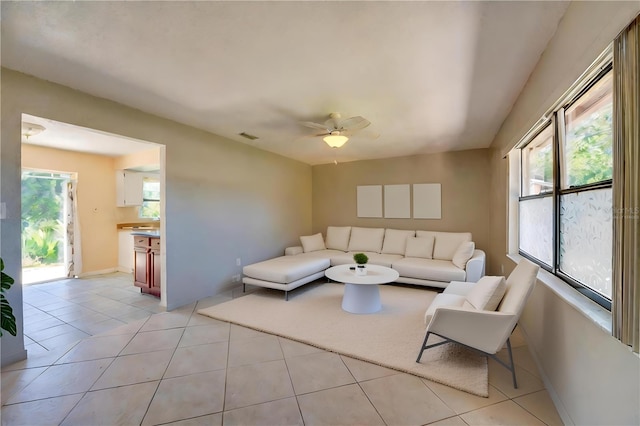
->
[134,236,161,297]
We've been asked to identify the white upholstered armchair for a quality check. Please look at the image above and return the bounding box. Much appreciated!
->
[416,259,540,388]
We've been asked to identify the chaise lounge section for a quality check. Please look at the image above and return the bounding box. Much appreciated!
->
[242,226,486,299]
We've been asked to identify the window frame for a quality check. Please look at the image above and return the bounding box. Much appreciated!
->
[139,176,160,220]
[517,64,613,311]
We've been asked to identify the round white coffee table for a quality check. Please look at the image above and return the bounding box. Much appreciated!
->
[325,264,400,314]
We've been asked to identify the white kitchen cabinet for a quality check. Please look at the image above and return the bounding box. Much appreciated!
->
[115,171,143,206]
[118,230,134,273]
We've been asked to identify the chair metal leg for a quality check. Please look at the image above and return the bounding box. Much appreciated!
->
[285,291,289,301]
[416,331,431,362]
[243,283,246,293]
[416,333,520,390]
[506,337,518,389]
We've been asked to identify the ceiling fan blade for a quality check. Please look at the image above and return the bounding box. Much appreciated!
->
[293,132,328,143]
[341,129,379,139]
[300,121,330,131]
[339,116,371,132]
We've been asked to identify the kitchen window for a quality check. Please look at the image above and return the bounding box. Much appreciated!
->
[139,176,160,219]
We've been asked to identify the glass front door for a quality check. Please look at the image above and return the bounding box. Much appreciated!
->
[21,170,70,284]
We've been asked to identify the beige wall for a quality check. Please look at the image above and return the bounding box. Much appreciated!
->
[488,3,640,425]
[114,148,160,171]
[1,69,312,366]
[312,149,490,253]
[22,145,119,274]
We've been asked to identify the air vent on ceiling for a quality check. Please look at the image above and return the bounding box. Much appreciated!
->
[239,132,259,140]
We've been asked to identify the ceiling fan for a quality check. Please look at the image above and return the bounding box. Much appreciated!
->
[300,112,372,148]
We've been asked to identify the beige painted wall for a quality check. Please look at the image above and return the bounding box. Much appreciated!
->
[22,145,118,274]
[114,147,160,171]
[1,68,312,366]
[487,3,640,425]
[312,149,490,254]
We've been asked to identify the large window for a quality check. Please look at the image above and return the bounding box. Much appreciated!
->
[519,126,554,266]
[518,66,613,309]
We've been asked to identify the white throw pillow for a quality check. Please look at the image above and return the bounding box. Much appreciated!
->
[465,276,506,311]
[404,236,435,259]
[347,227,385,253]
[417,231,472,260]
[452,241,475,269]
[300,233,326,253]
[381,229,415,255]
[325,226,351,251]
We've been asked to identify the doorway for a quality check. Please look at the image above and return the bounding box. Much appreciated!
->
[21,170,74,284]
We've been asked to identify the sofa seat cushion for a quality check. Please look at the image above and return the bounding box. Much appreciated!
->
[298,249,345,261]
[327,251,403,268]
[392,258,466,282]
[349,252,403,268]
[424,293,466,325]
[329,251,374,266]
[243,255,330,284]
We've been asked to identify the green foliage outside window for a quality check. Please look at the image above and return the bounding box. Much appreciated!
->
[21,173,65,267]
[140,177,160,219]
[564,107,613,187]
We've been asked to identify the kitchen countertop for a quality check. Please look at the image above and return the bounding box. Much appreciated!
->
[117,221,160,230]
[131,230,160,238]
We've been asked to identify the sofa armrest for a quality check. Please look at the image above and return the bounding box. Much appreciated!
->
[465,249,485,282]
[285,246,304,256]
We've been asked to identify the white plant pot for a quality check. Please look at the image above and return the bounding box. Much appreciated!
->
[355,265,367,276]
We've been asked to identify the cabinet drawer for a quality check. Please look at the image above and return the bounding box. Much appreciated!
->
[134,237,150,248]
[150,238,161,250]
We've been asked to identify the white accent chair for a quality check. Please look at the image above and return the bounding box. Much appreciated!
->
[416,259,539,388]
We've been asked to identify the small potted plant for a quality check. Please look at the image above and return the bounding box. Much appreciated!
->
[353,253,369,276]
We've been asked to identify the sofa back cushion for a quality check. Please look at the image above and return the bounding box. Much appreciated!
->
[300,233,326,253]
[326,226,351,251]
[381,229,415,255]
[452,241,475,269]
[466,275,506,311]
[416,231,472,260]
[348,227,385,253]
[404,236,435,259]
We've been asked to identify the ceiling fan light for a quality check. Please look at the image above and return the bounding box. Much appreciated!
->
[22,122,46,139]
[323,135,348,148]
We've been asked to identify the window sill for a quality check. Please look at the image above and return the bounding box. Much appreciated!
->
[507,253,612,334]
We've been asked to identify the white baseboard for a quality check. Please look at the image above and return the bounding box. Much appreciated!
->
[519,325,574,425]
[78,268,118,278]
[116,266,133,274]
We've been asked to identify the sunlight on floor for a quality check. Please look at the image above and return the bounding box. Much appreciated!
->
[22,265,66,285]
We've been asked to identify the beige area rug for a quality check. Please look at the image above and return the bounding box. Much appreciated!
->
[197,283,488,397]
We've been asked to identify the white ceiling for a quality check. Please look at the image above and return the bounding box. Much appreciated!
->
[2,1,569,165]
[21,114,159,157]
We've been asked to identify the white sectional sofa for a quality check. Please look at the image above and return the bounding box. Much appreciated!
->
[242,226,486,300]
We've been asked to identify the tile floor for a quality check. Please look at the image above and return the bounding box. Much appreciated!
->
[21,272,164,354]
[2,273,564,425]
